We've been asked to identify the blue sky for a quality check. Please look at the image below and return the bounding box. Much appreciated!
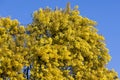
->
[0,0,120,77]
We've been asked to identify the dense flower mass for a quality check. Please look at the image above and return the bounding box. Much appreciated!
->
[0,3,119,80]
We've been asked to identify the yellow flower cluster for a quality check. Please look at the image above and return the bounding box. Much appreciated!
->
[0,17,28,79]
[0,3,119,80]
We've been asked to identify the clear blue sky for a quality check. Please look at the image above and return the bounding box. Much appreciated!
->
[0,0,120,77]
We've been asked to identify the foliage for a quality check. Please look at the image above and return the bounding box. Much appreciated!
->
[0,3,119,80]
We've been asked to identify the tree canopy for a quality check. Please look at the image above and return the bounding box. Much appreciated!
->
[0,3,119,80]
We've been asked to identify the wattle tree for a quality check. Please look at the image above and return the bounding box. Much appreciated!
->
[0,3,119,80]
